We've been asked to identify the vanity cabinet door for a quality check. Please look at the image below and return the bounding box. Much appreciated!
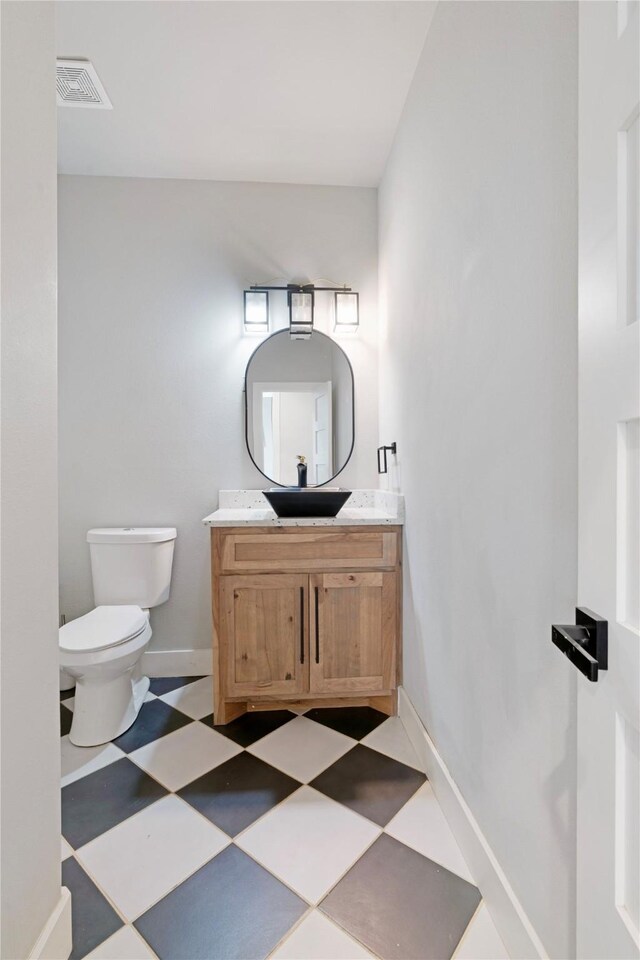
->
[309,572,397,695]
[220,575,307,698]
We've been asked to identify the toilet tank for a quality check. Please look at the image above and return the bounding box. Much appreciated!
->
[87,527,177,607]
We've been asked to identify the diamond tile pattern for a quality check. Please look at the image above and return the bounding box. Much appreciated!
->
[75,795,230,920]
[321,834,481,960]
[201,708,297,746]
[60,702,73,737]
[158,675,214,719]
[62,856,123,960]
[135,844,306,960]
[62,757,167,848]
[178,750,300,836]
[310,743,427,826]
[148,675,205,696]
[236,785,380,903]
[247,714,354,783]
[60,681,489,960]
[129,721,242,791]
[113,698,191,752]
[305,705,387,740]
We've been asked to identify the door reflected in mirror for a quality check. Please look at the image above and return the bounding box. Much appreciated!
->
[245,330,354,487]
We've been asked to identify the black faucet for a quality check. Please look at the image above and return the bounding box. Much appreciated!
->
[296,456,308,488]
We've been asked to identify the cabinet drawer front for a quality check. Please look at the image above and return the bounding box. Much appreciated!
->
[219,531,397,573]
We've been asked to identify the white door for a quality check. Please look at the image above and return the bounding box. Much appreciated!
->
[577,3,639,957]
[312,382,332,484]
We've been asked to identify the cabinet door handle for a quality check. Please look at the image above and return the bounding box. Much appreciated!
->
[299,586,305,664]
[314,585,320,663]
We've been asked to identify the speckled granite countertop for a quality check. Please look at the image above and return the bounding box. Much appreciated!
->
[202,489,404,527]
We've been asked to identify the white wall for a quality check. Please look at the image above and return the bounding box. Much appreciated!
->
[58,177,378,663]
[0,3,65,956]
[378,3,578,957]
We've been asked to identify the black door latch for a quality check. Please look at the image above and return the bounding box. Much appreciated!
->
[551,607,608,682]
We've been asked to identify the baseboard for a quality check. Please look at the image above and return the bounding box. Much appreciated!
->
[141,648,213,677]
[28,887,72,960]
[398,687,548,960]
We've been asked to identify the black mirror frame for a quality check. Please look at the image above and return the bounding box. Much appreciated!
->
[244,328,355,488]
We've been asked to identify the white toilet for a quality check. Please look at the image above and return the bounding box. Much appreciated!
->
[59,526,177,747]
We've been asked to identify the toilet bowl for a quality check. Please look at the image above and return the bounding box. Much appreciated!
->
[59,525,177,747]
[60,605,152,746]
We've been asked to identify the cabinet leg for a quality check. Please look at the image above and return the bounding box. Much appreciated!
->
[369,692,397,717]
[214,699,247,725]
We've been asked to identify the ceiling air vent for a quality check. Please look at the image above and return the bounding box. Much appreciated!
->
[56,59,112,109]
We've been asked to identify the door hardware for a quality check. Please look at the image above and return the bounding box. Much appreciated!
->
[551,607,608,682]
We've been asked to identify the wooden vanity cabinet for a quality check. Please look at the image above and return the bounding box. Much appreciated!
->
[211,526,402,724]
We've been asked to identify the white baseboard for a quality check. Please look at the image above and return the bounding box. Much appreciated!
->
[398,687,548,960]
[141,648,213,678]
[28,887,72,960]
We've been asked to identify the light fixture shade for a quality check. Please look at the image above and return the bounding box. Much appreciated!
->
[334,291,359,330]
[244,290,269,333]
[289,291,314,339]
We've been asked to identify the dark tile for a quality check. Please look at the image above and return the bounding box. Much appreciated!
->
[321,834,481,960]
[60,687,75,701]
[62,757,167,848]
[62,857,123,960]
[60,703,73,737]
[200,709,296,747]
[149,675,205,696]
[135,844,306,960]
[305,706,387,740]
[178,751,300,836]
[113,697,191,752]
[310,744,425,826]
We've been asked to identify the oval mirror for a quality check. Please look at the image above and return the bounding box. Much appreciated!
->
[245,330,354,487]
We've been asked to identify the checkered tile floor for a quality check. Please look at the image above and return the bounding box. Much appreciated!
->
[60,678,508,960]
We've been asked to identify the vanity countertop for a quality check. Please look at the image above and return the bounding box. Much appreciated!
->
[202,489,404,527]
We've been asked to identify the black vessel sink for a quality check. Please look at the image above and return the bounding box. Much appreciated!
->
[263,488,352,518]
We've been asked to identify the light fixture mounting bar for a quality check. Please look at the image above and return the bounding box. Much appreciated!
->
[249,283,352,293]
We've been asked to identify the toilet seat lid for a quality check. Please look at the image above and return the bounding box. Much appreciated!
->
[59,605,148,653]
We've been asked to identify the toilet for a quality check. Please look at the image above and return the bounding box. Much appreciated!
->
[60,526,177,747]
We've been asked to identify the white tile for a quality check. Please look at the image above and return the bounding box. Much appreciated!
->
[61,736,125,787]
[271,910,374,959]
[76,795,229,920]
[247,715,354,783]
[385,782,473,883]
[129,721,242,791]
[144,690,156,702]
[85,925,156,960]
[61,836,73,861]
[62,697,75,712]
[361,717,423,771]
[453,904,510,960]
[236,786,379,904]
[159,676,213,719]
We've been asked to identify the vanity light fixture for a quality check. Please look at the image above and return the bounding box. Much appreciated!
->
[243,290,269,333]
[334,291,359,331]
[247,280,357,340]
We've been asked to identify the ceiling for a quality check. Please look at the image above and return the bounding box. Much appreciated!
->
[55,1,435,187]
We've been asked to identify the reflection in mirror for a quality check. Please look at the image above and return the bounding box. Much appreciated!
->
[245,330,354,487]
[254,382,332,484]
